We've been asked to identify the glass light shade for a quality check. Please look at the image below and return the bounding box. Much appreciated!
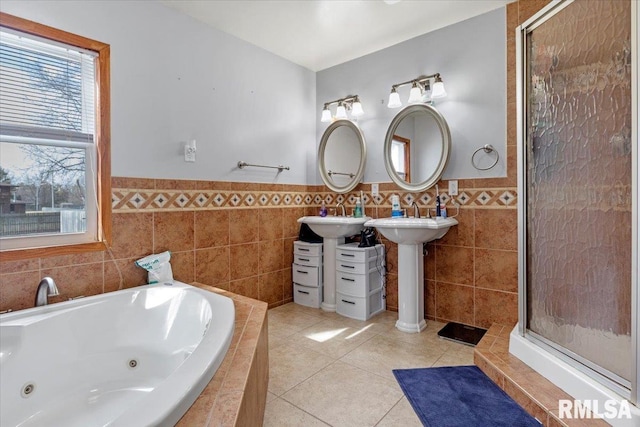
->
[351,101,364,117]
[431,81,447,98]
[387,91,402,108]
[335,104,347,119]
[408,85,422,103]
[321,108,332,122]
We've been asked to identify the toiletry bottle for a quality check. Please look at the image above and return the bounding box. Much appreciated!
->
[319,201,327,217]
[435,187,441,217]
[391,195,402,217]
[354,198,362,218]
[441,203,447,218]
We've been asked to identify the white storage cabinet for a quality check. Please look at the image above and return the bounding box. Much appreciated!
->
[335,243,386,320]
[292,241,323,308]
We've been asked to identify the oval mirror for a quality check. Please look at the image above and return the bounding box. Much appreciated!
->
[318,119,367,193]
[383,104,451,192]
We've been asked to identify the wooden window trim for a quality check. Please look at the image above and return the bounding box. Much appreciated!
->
[0,12,111,261]
[392,135,411,183]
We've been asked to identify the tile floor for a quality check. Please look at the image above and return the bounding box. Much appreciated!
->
[263,303,476,427]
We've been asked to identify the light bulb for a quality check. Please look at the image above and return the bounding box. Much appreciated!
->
[351,100,364,117]
[408,83,422,103]
[432,77,447,98]
[335,104,347,119]
[321,107,332,122]
[387,89,401,108]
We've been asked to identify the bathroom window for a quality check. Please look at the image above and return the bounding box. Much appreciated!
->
[391,135,411,182]
[0,13,111,259]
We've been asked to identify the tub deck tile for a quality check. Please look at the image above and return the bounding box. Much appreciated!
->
[175,283,268,427]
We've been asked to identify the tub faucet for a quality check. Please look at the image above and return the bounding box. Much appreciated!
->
[35,277,59,307]
[335,202,346,217]
[410,201,421,218]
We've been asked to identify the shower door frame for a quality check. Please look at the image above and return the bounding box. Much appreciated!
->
[515,0,639,404]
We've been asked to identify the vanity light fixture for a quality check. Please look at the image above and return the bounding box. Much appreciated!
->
[387,87,402,108]
[320,95,364,122]
[387,73,446,108]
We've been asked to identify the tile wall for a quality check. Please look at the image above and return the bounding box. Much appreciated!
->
[0,176,518,328]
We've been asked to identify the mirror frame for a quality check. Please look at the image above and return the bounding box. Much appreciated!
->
[318,119,367,193]
[383,104,451,192]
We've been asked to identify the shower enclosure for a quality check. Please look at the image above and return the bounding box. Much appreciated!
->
[510,0,639,423]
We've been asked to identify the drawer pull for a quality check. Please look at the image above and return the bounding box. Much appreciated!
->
[340,253,355,257]
[341,277,355,282]
[340,264,355,269]
[341,299,356,305]
[296,270,309,274]
[298,248,310,252]
[297,290,310,295]
[299,258,310,262]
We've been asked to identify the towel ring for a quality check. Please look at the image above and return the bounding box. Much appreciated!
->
[471,144,499,171]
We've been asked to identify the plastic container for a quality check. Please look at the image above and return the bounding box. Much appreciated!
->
[354,198,362,218]
[391,195,402,217]
[319,201,327,217]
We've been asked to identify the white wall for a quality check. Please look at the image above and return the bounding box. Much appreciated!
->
[315,7,507,185]
[0,1,317,184]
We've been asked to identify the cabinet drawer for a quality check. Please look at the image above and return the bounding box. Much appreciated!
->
[335,248,368,263]
[336,243,385,265]
[294,254,322,267]
[292,264,321,287]
[336,269,384,297]
[293,284,322,309]
[294,241,323,257]
[336,289,385,321]
[336,257,383,275]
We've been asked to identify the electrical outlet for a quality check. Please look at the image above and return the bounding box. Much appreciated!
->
[184,140,196,162]
[448,180,458,196]
[371,183,379,195]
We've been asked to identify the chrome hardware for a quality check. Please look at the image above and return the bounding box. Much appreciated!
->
[34,277,59,307]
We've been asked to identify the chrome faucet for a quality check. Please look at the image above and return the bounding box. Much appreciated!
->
[410,202,421,218]
[35,277,59,307]
[335,202,346,217]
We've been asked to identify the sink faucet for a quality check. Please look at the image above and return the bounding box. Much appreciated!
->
[35,277,59,307]
[410,202,421,218]
[335,202,346,217]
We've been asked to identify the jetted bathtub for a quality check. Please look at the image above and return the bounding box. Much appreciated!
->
[0,280,235,427]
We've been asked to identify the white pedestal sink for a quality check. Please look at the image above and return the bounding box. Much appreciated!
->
[297,216,369,312]
[364,217,458,333]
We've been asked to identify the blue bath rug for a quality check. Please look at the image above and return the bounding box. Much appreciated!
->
[393,365,541,427]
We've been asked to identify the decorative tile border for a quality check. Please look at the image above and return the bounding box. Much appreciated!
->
[112,186,518,213]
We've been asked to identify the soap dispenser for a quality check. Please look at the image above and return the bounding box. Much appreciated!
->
[354,198,362,218]
[319,201,327,217]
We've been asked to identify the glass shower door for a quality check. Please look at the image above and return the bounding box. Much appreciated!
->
[524,0,632,387]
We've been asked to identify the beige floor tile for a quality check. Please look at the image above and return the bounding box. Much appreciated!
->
[266,391,277,403]
[287,318,379,359]
[268,312,323,338]
[263,397,330,427]
[375,397,422,427]
[282,361,403,427]
[379,325,454,354]
[432,347,475,367]
[340,333,444,381]
[268,343,334,396]
[271,302,344,321]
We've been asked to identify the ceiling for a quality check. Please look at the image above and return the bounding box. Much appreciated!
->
[160,0,512,72]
